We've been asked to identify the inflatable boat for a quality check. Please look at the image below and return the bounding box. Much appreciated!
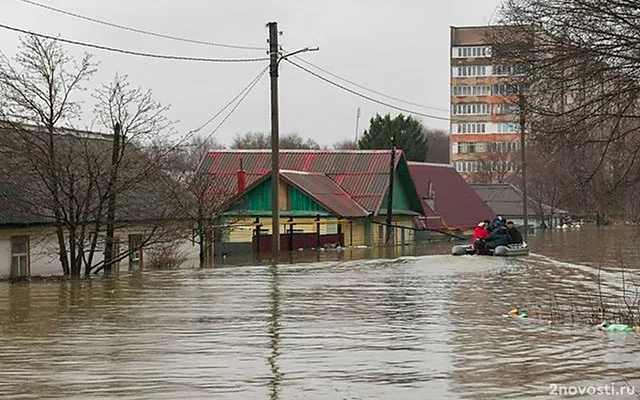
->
[451,242,529,257]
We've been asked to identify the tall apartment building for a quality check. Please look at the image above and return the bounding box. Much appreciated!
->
[450,26,523,182]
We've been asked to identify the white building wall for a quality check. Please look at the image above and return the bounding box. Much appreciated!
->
[0,238,11,276]
[0,227,202,278]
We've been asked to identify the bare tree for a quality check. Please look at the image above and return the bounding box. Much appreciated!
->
[333,139,358,150]
[231,131,321,149]
[0,35,96,277]
[167,136,236,266]
[468,149,518,184]
[492,1,640,220]
[92,74,173,275]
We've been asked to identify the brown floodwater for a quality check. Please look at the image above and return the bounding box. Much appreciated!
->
[1,225,640,399]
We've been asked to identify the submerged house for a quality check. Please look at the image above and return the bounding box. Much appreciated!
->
[408,162,495,231]
[201,149,428,255]
[471,183,568,228]
[0,123,195,278]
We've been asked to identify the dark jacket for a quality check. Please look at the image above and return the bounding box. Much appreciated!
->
[485,226,511,249]
[490,217,504,231]
[507,227,523,244]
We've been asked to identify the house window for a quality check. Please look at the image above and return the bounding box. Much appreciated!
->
[10,236,30,277]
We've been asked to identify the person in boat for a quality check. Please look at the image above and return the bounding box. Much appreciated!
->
[472,221,490,248]
[482,223,512,252]
[506,220,523,244]
[490,216,505,231]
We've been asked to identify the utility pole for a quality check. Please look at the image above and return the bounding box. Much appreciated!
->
[103,122,121,275]
[518,92,528,238]
[386,136,396,245]
[354,107,361,143]
[267,21,281,258]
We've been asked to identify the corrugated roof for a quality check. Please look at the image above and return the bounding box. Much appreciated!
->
[280,170,369,218]
[201,150,404,215]
[408,162,495,230]
[470,183,569,217]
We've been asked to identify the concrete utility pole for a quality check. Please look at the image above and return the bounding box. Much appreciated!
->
[267,21,280,258]
[386,136,396,245]
[518,92,528,237]
[103,122,122,275]
[266,22,319,259]
[354,107,361,143]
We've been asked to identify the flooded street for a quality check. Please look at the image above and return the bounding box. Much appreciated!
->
[2,226,640,399]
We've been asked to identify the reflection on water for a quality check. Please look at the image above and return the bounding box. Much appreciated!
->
[0,226,640,399]
[268,264,282,400]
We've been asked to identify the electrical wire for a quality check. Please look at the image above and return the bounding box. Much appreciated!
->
[0,23,270,63]
[292,56,450,113]
[199,66,268,143]
[285,59,450,122]
[18,0,267,51]
[172,64,269,148]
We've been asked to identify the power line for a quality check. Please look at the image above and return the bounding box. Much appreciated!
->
[200,66,268,143]
[18,0,267,51]
[0,23,269,63]
[175,65,270,147]
[293,56,450,113]
[286,59,450,122]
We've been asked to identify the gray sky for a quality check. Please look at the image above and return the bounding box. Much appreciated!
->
[1,0,502,147]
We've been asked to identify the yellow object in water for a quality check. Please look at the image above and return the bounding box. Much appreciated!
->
[508,307,528,318]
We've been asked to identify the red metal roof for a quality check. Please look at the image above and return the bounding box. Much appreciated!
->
[408,162,495,230]
[280,170,369,218]
[201,150,404,214]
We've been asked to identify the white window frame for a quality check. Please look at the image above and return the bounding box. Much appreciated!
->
[10,235,30,278]
[453,65,490,78]
[452,103,491,115]
[452,46,492,59]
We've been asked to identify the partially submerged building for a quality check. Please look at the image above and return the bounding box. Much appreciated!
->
[201,150,427,255]
[471,183,568,228]
[408,162,495,230]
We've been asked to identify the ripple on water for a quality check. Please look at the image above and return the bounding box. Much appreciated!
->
[1,242,640,399]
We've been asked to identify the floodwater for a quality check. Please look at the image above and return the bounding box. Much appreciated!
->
[2,226,640,399]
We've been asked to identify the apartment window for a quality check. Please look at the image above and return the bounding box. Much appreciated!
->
[493,65,525,76]
[497,122,519,133]
[491,141,520,153]
[492,83,528,95]
[452,46,492,58]
[496,103,520,114]
[454,122,487,134]
[453,65,489,77]
[10,236,30,278]
[473,85,491,95]
[453,85,491,96]
[453,103,491,115]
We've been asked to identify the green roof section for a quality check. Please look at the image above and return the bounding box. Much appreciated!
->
[224,175,332,217]
[288,185,328,214]
[378,157,424,215]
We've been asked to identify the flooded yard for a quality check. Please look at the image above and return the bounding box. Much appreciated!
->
[1,226,640,399]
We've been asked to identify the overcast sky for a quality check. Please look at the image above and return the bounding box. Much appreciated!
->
[1,0,502,147]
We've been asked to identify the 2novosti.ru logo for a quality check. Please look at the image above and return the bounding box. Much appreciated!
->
[550,383,636,397]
